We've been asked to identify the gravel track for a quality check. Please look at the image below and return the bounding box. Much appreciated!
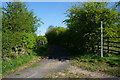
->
[5,59,70,78]
[4,45,117,78]
[4,45,71,78]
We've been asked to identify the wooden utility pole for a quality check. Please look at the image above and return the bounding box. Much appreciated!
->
[101,21,103,57]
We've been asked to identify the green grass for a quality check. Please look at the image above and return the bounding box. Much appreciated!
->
[15,73,21,75]
[74,52,120,66]
[2,54,36,75]
[102,69,119,75]
[2,46,49,76]
[72,52,120,76]
[31,64,40,68]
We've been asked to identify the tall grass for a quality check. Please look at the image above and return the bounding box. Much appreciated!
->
[2,53,36,75]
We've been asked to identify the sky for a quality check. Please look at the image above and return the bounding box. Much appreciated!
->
[26,2,72,36]
[2,2,117,36]
[1,0,119,2]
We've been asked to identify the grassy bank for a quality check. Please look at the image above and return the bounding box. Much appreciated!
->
[2,45,48,77]
[71,52,120,76]
[2,45,48,76]
[2,53,40,77]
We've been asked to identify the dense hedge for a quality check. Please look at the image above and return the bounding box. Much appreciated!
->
[2,32,47,60]
[45,27,68,45]
[45,26,113,55]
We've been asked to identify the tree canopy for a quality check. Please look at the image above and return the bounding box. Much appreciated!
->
[64,2,119,37]
[2,2,42,33]
[2,2,45,59]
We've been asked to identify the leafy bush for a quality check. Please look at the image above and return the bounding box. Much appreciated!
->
[63,2,119,54]
[22,33,37,49]
[36,36,48,46]
[35,36,48,56]
[2,32,37,59]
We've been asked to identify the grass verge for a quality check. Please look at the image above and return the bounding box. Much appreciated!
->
[31,64,40,68]
[71,52,120,76]
[2,45,48,77]
[2,53,41,77]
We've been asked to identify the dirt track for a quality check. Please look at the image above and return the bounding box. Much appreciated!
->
[5,58,70,78]
[4,45,115,78]
[4,45,71,78]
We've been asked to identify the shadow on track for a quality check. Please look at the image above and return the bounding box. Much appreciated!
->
[46,45,70,61]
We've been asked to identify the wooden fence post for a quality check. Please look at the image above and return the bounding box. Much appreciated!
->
[101,21,103,57]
